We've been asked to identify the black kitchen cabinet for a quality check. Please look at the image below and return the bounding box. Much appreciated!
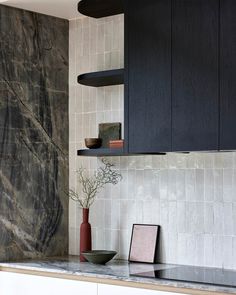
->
[172,0,219,151]
[220,0,236,150]
[78,0,236,157]
[126,0,172,153]
[127,0,220,153]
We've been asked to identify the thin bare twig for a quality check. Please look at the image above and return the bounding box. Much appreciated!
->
[69,158,122,208]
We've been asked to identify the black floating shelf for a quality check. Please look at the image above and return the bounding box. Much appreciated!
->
[77,148,166,157]
[77,148,126,157]
[78,0,124,18]
[78,69,124,87]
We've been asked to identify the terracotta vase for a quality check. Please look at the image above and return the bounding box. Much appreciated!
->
[80,208,92,262]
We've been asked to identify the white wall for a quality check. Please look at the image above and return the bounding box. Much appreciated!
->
[69,15,236,270]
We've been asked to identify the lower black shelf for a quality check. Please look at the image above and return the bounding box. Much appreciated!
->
[77,148,126,157]
[77,148,166,157]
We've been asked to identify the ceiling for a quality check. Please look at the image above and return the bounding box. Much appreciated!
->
[1,0,83,20]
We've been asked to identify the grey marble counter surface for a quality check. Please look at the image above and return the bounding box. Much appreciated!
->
[0,256,236,294]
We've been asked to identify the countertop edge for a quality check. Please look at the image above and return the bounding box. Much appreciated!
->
[0,265,235,295]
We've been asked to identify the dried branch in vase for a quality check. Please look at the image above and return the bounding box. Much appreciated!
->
[69,158,122,208]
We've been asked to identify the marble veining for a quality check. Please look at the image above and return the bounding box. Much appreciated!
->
[0,4,69,261]
[0,257,236,294]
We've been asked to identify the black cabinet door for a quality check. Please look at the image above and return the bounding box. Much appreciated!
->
[126,0,171,153]
[220,0,236,150]
[172,0,219,151]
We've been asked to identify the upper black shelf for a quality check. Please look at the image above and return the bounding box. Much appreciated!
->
[78,0,124,18]
[78,69,124,87]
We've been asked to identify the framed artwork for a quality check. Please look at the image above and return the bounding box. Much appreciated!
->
[128,224,160,264]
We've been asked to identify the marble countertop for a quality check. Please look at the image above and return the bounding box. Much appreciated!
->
[0,256,236,294]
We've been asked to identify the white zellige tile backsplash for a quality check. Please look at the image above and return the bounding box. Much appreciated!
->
[69,15,236,270]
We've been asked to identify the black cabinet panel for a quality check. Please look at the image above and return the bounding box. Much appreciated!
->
[220,0,236,150]
[172,0,219,151]
[127,0,171,153]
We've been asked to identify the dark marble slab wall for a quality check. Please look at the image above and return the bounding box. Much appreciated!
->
[0,4,69,261]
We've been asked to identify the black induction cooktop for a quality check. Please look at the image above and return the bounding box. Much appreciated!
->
[131,265,236,288]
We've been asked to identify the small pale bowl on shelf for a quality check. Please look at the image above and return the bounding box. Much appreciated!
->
[82,250,117,265]
[85,138,102,149]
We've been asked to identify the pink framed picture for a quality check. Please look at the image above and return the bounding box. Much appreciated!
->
[128,224,160,263]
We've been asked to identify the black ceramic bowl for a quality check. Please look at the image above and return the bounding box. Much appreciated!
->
[85,138,102,149]
[82,250,117,265]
